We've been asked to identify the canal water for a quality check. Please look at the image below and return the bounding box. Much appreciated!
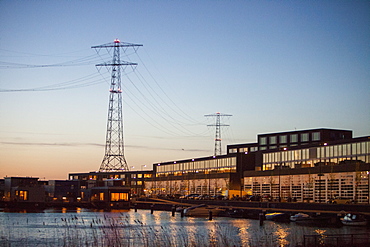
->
[0,208,368,246]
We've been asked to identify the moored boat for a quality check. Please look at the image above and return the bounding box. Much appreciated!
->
[341,213,368,226]
[183,204,225,217]
[290,212,332,225]
[290,213,310,222]
[265,212,290,222]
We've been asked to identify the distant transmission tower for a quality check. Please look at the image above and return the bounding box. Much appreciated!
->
[204,112,232,156]
[92,39,142,172]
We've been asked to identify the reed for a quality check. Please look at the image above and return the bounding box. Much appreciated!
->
[0,214,296,246]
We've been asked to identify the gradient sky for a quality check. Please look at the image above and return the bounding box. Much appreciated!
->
[0,0,369,180]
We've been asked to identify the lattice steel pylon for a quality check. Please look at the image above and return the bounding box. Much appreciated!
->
[204,112,232,156]
[92,39,142,172]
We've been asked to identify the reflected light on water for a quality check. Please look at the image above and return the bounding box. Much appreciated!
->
[236,220,251,246]
[274,224,290,247]
[186,217,198,246]
[314,229,327,246]
[207,222,217,246]
[1,209,368,246]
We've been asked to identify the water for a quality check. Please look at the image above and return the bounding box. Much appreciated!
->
[0,208,369,247]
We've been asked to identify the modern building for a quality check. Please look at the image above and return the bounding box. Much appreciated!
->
[147,128,369,203]
[68,170,153,199]
[67,128,369,204]
[243,134,369,203]
[2,177,46,203]
[45,180,80,203]
[0,176,133,209]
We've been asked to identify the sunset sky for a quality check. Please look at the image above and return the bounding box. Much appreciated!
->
[1,1,369,180]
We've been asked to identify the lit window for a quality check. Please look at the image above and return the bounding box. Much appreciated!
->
[111,193,128,201]
[99,192,104,201]
[16,190,28,201]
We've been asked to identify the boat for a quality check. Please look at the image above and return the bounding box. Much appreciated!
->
[227,208,247,218]
[290,213,334,226]
[290,213,310,222]
[183,204,225,217]
[226,208,261,219]
[341,213,368,226]
[265,212,290,222]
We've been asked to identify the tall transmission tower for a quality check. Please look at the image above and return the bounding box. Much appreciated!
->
[92,39,142,172]
[204,112,232,156]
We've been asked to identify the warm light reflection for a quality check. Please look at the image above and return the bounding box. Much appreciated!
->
[314,229,327,246]
[186,217,197,245]
[207,222,217,246]
[274,225,290,247]
[233,219,251,246]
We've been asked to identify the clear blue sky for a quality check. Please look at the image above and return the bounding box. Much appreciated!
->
[0,0,369,179]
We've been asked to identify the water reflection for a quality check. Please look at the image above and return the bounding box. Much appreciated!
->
[0,209,369,247]
[314,229,327,246]
[274,224,290,247]
[237,220,251,246]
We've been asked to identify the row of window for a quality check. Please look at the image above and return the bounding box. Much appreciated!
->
[146,178,228,195]
[156,157,236,173]
[229,132,322,154]
[71,173,152,181]
[93,192,129,201]
[317,142,369,158]
[262,156,369,171]
[262,141,370,167]
[264,149,310,163]
[229,146,257,153]
[156,167,237,177]
[259,132,321,146]
[244,172,369,203]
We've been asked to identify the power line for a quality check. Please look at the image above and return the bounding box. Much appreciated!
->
[0,71,109,92]
[0,43,211,139]
[135,49,207,126]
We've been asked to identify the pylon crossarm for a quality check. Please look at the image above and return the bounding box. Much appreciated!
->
[91,42,143,49]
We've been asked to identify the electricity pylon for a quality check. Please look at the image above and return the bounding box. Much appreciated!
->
[92,39,142,172]
[204,112,232,156]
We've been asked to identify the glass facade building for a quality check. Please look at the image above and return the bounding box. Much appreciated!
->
[149,156,238,196]
[69,128,369,204]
